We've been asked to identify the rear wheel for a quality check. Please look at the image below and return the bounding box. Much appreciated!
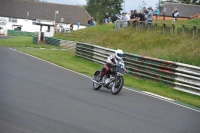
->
[111,76,124,95]
[93,71,102,90]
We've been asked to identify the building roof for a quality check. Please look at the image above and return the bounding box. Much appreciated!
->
[162,2,200,18]
[0,0,91,25]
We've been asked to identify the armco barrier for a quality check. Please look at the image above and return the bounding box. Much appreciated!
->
[32,35,38,44]
[76,42,200,96]
[45,37,61,46]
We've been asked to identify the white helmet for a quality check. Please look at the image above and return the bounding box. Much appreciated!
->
[115,49,123,60]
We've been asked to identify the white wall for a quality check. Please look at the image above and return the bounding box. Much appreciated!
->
[0,16,87,36]
[57,23,86,31]
[0,17,40,34]
[44,27,55,37]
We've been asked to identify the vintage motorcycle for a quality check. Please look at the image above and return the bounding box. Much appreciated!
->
[91,64,126,95]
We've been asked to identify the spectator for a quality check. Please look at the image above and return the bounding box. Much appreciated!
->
[125,12,130,21]
[130,10,138,22]
[142,7,148,21]
[87,18,91,26]
[137,11,146,24]
[147,7,153,23]
[77,21,80,29]
[56,23,60,33]
[93,20,96,26]
[174,9,179,21]
[142,7,148,14]
[155,7,160,20]
[105,13,109,24]
[70,23,73,31]
[162,6,166,20]
[122,12,128,28]
[90,17,94,26]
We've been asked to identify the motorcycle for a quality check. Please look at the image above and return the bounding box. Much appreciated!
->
[91,64,126,95]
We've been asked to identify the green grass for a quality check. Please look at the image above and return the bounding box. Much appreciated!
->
[0,36,58,48]
[54,19,200,66]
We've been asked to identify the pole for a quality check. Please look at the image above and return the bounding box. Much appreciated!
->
[124,0,125,12]
[54,11,56,22]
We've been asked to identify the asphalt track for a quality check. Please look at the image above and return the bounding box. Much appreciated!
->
[0,46,200,133]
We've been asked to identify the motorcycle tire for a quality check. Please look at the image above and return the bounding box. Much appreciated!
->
[111,76,124,95]
[93,71,102,90]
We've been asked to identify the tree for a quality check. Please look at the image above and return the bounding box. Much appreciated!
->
[138,1,146,12]
[85,0,124,24]
[156,0,166,11]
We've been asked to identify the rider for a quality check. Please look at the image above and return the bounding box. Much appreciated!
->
[99,49,128,82]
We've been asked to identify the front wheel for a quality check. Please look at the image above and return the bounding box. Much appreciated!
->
[111,76,124,95]
[93,71,102,90]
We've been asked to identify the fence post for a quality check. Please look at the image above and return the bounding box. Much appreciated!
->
[182,25,185,34]
[154,23,157,33]
[162,24,166,35]
[192,26,197,37]
[172,24,175,34]
[135,22,137,30]
[147,22,150,32]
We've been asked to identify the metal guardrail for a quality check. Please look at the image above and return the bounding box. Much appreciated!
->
[76,42,200,96]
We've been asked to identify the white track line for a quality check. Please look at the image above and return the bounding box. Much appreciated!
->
[10,48,200,113]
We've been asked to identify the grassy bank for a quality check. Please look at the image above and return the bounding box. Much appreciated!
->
[55,19,200,66]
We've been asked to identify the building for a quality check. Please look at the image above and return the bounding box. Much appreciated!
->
[0,0,91,36]
[153,2,200,20]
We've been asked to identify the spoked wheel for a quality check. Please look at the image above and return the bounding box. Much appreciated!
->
[111,76,124,95]
[93,71,102,90]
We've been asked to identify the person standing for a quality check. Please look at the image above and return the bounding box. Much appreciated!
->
[147,7,153,23]
[105,13,109,24]
[122,12,128,28]
[174,9,179,21]
[70,23,73,31]
[77,21,80,29]
[155,7,160,20]
[87,18,91,26]
[162,6,166,20]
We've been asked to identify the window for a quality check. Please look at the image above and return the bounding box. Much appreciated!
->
[32,21,36,25]
[9,18,17,23]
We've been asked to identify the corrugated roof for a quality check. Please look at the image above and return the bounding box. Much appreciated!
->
[162,2,200,18]
[0,0,91,25]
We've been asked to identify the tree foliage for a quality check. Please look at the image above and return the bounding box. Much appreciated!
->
[85,0,124,24]
[138,1,147,12]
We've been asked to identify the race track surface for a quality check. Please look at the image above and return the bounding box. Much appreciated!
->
[0,46,200,133]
